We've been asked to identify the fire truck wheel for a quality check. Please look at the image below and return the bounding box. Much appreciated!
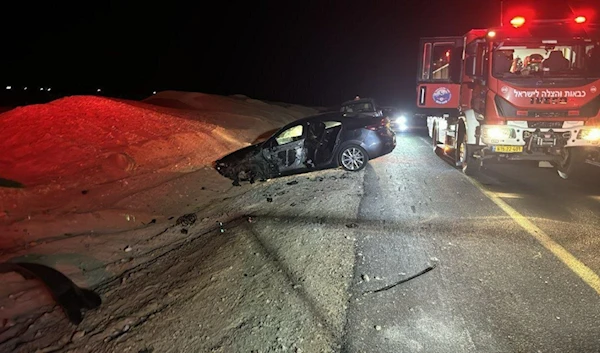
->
[458,142,481,176]
[556,148,586,180]
[456,122,480,176]
[432,124,444,157]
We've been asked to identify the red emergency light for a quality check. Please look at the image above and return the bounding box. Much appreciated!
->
[574,16,587,24]
[510,16,526,28]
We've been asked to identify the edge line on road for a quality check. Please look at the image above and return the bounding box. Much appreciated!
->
[467,177,600,296]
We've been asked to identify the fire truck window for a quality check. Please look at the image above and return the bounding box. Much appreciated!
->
[491,43,599,78]
[588,45,600,76]
[431,43,454,80]
[421,43,432,80]
[493,50,514,75]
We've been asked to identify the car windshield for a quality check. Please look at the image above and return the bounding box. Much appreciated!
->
[492,40,600,79]
[341,101,375,113]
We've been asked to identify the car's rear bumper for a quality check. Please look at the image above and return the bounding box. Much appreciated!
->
[363,131,396,158]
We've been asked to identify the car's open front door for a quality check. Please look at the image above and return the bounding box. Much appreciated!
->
[417,36,464,109]
[263,123,308,174]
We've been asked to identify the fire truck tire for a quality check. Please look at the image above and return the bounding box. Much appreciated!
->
[460,144,481,176]
[556,147,587,180]
[457,122,480,176]
[432,124,444,157]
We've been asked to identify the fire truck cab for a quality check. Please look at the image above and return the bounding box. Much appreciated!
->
[417,13,600,178]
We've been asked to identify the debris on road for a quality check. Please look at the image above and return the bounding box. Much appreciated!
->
[364,263,438,294]
[0,262,102,325]
[346,223,359,228]
[287,180,299,185]
[176,213,197,227]
[72,330,86,341]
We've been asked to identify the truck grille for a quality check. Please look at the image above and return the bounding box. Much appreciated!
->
[527,121,563,129]
[527,111,569,118]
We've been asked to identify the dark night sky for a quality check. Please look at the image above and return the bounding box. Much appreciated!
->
[1,0,598,108]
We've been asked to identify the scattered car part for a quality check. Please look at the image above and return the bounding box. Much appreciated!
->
[0,262,101,325]
[363,263,438,295]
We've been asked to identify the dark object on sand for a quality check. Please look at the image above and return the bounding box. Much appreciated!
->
[0,262,101,324]
[0,177,24,188]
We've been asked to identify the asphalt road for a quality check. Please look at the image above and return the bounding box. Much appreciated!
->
[341,128,600,353]
[6,126,599,353]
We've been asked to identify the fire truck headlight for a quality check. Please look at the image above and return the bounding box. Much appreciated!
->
[483,126,514,140]
[579,128,600,141]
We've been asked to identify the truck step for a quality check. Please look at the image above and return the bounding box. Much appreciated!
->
[585,159,600,168]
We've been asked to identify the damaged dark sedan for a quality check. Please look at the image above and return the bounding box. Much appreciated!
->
[215,112,396,185]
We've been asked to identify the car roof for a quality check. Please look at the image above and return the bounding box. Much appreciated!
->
[297,112,347,124]
[341,98,377,106]
[279,111,380,129]
[262,112,379,141]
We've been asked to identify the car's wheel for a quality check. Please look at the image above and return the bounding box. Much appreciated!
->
[556,147,587,180]
[339,145,369,172]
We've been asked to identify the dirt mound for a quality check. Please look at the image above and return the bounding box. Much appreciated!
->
[0,93,317,239]
[0,96,217,189]
[0,93,318,191]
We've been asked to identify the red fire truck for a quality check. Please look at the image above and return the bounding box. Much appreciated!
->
[417,11,600,178]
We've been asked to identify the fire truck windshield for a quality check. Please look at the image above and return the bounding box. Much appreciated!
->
[492,40,600,81]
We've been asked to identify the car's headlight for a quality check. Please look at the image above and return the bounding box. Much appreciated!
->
[395,115,406,124]
[579,128,600,141]
[482,126,514,140]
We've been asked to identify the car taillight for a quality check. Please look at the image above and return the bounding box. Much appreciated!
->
[366,118,388,130]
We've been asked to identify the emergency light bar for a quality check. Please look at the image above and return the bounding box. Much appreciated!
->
[510,16,526,28]
[509,15,590,28]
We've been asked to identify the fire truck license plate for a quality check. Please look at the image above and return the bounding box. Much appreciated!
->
[493,145,523,153]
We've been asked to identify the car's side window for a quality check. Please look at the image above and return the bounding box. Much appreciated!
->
[324,121,342,129]
[275,124,304,145]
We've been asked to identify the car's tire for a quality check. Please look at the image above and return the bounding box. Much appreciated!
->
[338,145,369,172]
[556,147,587,180]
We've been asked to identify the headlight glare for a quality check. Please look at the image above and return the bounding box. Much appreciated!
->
[579,128,600,141]
[483,126,513,140]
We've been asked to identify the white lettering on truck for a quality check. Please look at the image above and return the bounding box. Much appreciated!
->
[513,89,587,98]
